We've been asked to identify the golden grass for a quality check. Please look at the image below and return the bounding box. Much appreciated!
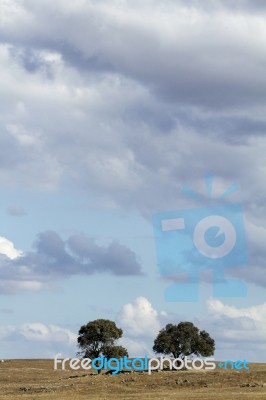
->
[0,359,266,399]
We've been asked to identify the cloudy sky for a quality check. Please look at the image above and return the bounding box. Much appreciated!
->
[0,0,265,361]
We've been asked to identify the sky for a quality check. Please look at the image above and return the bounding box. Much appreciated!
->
[0,0,265,361]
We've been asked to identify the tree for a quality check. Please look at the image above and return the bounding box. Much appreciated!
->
[77,319,127,372]
[153,321,215,359]
[104,345,128,359]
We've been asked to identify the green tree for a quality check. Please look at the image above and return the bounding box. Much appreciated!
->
[77,319,127,372]
[103,345,128,359]
[153,321,215,359]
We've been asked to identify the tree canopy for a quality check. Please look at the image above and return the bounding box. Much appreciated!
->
[77,319,128,360]
[153,321,215,359]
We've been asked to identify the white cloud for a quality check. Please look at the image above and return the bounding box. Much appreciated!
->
[206,298,266,357]
[0,236,22,259]
[207,298,266,321]
[0,236,45,294]
[0,322,77,358]
[19,323,77,344]
[117,296,161,337]
[116,296,171,357]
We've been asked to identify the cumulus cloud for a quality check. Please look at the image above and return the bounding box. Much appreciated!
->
[117,296,161,337]
[0,232,143,294]
[123,297,266,361]
[206,298,266,360]
[116,296,167,357]
[208,298,266,323]
[117,296,266,361]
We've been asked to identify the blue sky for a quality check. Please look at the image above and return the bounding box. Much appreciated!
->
[0,0,265,362]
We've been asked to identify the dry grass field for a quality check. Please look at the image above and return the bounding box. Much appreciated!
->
[0,359,265,399]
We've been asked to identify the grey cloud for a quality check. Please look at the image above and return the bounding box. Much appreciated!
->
[183,0,266,12]
[29,230,143,276]
[185,0,266,12]
[231,265,266,288]
[0,231,143,294]
[136,0,266,12]
[1,0,266,110]
[8,46,55,78]
[0,0,265,290]
[6,206,26,217]
[227,222,266,287]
